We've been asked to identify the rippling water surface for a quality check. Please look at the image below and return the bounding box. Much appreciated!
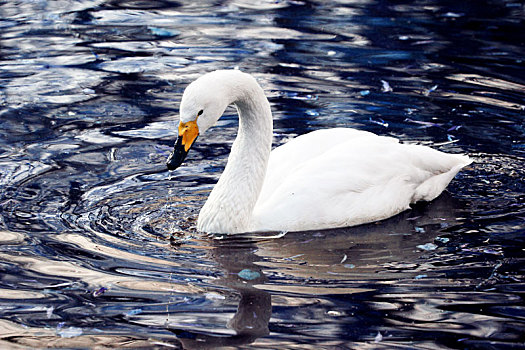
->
[1,0,524,348]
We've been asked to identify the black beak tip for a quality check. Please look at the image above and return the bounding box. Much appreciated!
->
[166,137,189,171]
[166,154,180,171]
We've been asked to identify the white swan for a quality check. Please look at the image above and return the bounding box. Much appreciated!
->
[167,70,471,234]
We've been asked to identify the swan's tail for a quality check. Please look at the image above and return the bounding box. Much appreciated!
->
[413,154,472,202]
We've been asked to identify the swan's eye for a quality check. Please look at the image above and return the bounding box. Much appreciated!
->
[197,109,204,117]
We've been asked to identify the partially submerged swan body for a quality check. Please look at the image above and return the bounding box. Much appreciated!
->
[167,70,471,234]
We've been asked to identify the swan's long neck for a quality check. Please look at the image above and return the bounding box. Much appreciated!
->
[197,77,273,233]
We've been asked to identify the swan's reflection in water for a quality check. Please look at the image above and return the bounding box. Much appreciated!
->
[170,194,464,348]
[171,237,272,349]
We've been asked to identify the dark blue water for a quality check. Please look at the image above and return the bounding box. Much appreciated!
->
[1,0,524,348]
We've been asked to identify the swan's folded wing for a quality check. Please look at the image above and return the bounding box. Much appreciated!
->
[252,139,470,232]
[258,128,398,205]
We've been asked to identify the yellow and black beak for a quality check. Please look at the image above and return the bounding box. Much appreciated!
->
[166,120,199,170]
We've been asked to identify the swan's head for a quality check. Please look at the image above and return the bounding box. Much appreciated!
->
[167,70,238,170]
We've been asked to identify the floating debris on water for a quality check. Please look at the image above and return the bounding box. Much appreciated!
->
[57,326,83,338]
[284,92,318,100]
[435,236,450,244]
[327,310,344,316]
[404,118,442,128]
[414,226,425,233]
[374,331,383,343]
[415,274,428,280]
[423,84,438,96]
[238,269,261,281]
[148,27,180,37]
[447,125,462,131]
[369,117,389,127]
[381,80,393,92]
[442,12,463,18]
[206,292,226,300]
[93,287,108,297]
[46,306,54,319]
[359,90,370,96]
[284,253,305,260]
[125,308,143,318]
[417,243,438,251]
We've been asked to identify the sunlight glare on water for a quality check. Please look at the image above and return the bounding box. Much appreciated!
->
[0,0,524,348]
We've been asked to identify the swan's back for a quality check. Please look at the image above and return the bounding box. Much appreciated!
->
[252,128,471,232]
[258,128,397,203]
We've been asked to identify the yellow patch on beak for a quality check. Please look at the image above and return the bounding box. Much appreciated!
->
[178,120,199,152]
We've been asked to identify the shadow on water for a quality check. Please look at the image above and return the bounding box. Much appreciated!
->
[164,194,519,349]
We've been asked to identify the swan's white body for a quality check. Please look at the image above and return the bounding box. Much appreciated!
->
[171,70,471,234]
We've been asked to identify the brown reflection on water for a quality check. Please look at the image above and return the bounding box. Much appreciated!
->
[55,233,181,268]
